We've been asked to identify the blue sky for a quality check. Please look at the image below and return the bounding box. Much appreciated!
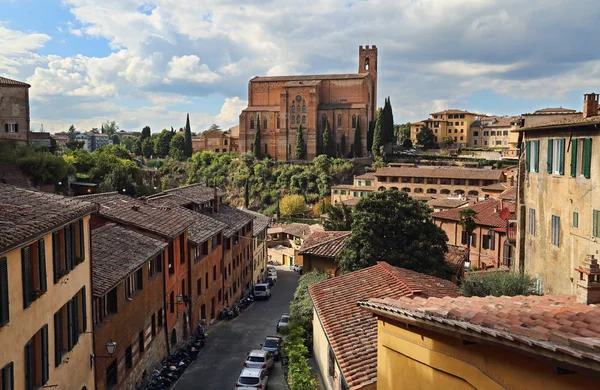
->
[1,0,599,133]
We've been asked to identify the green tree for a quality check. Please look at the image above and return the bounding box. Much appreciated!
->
[416,126,436,149]
[154,129,173,157]
[402,138,413,148]
[397,122,411,142]
[142,138,154,158]
[169,133,186,160]
[323,203,352,231]
[338,190,450,278]
[353,117,362,158]
[133,138,142,156]
[322,119,333,158]
[208,123,221,131]
[442,135,454,148]
[184,113,193,158]
[383,97,395,143]
[111,134,120,146]
[101,120,119,136]
[367,120,375,153]
[280,194,307,217]
[68,125,76,142]
[340,134,346,158]
[458,208,478,266]
[295,124,306,160]
[141,126,151,141]
[461,272,538,297]
[253,114,262,159]
[371,109,384,157]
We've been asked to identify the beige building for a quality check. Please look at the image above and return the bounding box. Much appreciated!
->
[410,109,479,148]
[469,115,521,149]
[0,184,97,390]
[191,126,239,154]
[0,76,30,145]
[516,93,600,295]
[242,209,270,285]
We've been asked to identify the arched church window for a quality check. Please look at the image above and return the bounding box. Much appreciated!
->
[302,115,306,124]
[296,105,301,114]
[291,105,295,114]
[302,105,306,114]
[291,116,295,125]
[297,115,300,125]
[364,57,370,71]
[250,118,254,130]
[352,115,357,128]
[337,114,342,129]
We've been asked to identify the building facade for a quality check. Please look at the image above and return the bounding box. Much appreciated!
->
[0,184,97,390]
[242,210,270,285]
[410,110,478,148]
[516,93,600,295]
[191,127,239,154]
[0,76,30,145]
[239,46,378,160]
[469,115,521,148]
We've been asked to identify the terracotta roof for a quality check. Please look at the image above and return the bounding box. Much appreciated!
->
[201,205,255,238]
[79,193,193,238]
[355,172,375,180]
[427,197,469,209]
[359,295,600,366]
[267,222,313,238]
[374,166,504,181]
[481,182,509,191]
[471,116,520,128]
[28,132,52,139]
[340,197,361,206]
[517,114,600,131]
[0,76,30,87]
[0,184,97,255]
[331,184,360,190]
[251,73,368,82]
[92,224,167,296]
[309,262,459,389]
[445,245,467,275]
[241,209,271,236]
[242,106,281,112]
[156,184,221,205]
[318,103,367,110]
[534,107,578,114]
[430,109,478,115]
[299,231,351,258]
[432,199,516,228]
[146,195,227,245]
[499,186,516,200]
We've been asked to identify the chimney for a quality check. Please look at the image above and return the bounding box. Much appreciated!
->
[131,205,140,212]
[583,93,599,118]
[213,187,220,213]
[575,255,600,304]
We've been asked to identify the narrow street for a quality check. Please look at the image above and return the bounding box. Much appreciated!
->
[174,266,299,390]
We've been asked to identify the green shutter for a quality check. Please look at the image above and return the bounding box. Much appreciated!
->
[570,139,578,177]
[1,362,14,390]
[559,138,565,175]
[534,140,540,172]
[38,239,47,292]
[79,220,85,261]
[573,212,579,228]
[547,139,553,173]
[0,258,9,326]
[41,324,49,385]
[24,340,33,390]
[584,138,592,179]
[526,141,531,172]
[21,247,31,309]
[67,300,74,351]
[54,311,62,367]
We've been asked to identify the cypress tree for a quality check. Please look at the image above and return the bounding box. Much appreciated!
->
[322,120,333,158]
[184,113,193,158]
[386,97,395,143]
[253,114,261,158]
[295,124,306,160]
[367,120,375,153]
[372,110,384,157]
[340,134,346,158]
[244,180,250,208]
[353,117,362,157]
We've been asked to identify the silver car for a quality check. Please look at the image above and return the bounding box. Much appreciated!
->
[276,314,290,332]
[243,350,274,371]
[235,367,269,389]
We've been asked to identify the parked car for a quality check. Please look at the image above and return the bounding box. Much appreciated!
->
[267,270,277,282]
[276,314,290,332]
[253,283,271,300]
[267,265,276,273]
[292,264,301,272]
[261,335,284,361]
[235,367,269,389]
[266,277,275,287]
[243,350,274,371]
[294,264,303,274]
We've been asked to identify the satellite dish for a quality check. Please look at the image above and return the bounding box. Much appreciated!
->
[499,207,511,220]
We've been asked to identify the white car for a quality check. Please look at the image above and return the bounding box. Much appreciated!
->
[276,314,290,332]
[253,283,271,300]
[267,265,276,273]
[244,350,274,371]
[235,367,269,389]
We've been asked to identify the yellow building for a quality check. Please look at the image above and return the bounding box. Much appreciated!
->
[0,184,97,390]
[410,109,479,148]
[515,93,600,294]
[297,231,351,276]
[359,293,600,390]
[469,115,521,149]
[242,209,270,285]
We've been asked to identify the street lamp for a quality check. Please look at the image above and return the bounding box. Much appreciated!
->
[90,340,117,368]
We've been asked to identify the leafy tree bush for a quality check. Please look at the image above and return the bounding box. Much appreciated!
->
[416,126,436,149]
[169,133,186,160]
[402,138,413,148]
[460,271,538,297]
[442,135,454,147]
[280,194,307,217]
[142,138,154,158]
[289,271,330,331]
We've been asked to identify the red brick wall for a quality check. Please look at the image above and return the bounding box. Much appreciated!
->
[165,232,188,337]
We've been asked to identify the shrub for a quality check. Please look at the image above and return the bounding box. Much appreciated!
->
[460,271,538,297]
[280,194,307,217]
[402,138,413,148]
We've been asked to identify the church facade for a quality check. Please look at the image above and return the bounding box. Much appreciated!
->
[239,45,378,160]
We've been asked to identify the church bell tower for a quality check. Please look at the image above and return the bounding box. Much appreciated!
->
[359,45,378,124]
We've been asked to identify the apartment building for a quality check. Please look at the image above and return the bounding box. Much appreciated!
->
[191,126,239,154]
[0,184,97,390]
[91,224,168,390]
[242,209,271,285]
[0,77,30,145]
[469,115,521,148]
[516,93,600,295]
[410,109,479,148]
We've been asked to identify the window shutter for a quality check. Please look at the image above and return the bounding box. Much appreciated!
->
[82,287,87,332]
[559,138,565,175]
[79,220,85,261]
[24,340,33,390]
[594,210,599,238]
[64,226,72,271]
[38,239,47,292]
[41,324,49,385]
[72,295,79,345]
[584,138,592,179]
[4,124,7,132]
[14,124,18,133]
[547,139,553,173]
[52,232,59,283]
[67,300,74,351]
[526,141,531,172]
[570,139,578,177]
[0,258,9,327]
[2,362,14,390]
[490,233,495,251]
[534,140,540,172]
[54,311,62,367]
[21,247,32,309]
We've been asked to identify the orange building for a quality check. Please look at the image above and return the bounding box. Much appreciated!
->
[239,46,378,160]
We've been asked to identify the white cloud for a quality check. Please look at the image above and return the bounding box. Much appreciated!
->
[427,60,528,77]
[0,25,51,74]
[216,97,247,126]
[166,55,221,83]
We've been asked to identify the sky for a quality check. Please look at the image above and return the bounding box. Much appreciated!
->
[2,0,600,134]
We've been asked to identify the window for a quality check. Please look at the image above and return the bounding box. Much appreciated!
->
[474,140,478,145]
[526,140,540,172]
[0,257,8,327]
[1,362,14,390]
[473,131,479,136]
[482,233,495,250]
[302,115,306,124]
[125,345,133,370]
[55,288,87,367]
[139,331,144,354]
[337,114,342,129]
[170,292,174,314]
[4,123,18,133]
[197,278,202,296]
[224,139,228,146]
[547,139,565,175]
[168,243,174,276]
[151,314,156,337]
[366,180,372,186]
[22,239,48,308]
[529,208,536,235]
[352,115,357,128]
[211,235,220,250]
[571,138,592,178]
[250,118,254,130]
[503,131,509,136]
[24,325,49,390]
[148,256,161,278]
[353,191,358,197]
[264,119,267,130]
[357,181,362,187]
[455,122,459,126]
[291,105,295,114]
[490,131,496,136]
[124,268,143,300]
[333,190,338,194]
[341,190,346,195]
[302,105,306,114]
[551,215,560,246]
[277,116,280,128]
[573,212,579,228]
[593,210,600,238]
[484,140,488,145]
[179,236,185,265]
[264,144,267,155]
[483,131,489,136]
[213,265,217,281]
[106,360,117,389]
[460,136,464,141]
[205,272,209,289]
[218,289,222,302]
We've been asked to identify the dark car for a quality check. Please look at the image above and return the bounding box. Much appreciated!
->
[260,336,283,361]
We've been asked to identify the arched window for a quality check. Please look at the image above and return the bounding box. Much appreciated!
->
[352,115,357,128]
[250,118,254,130]
[264,118,267,130]
[296,105,300,114]
[427,188,437,194]
[291,105,295,114]
[224,139,228,146]
[364,57,370,71]
[302,105,306,114]
[337,114,342,129]
[440,189,451,195]
[401,187,411,193]
[297,115,301,125]
[277,116,280,129]
[468,190,479,196]
[302,115,306,124]
[291,116,295,125]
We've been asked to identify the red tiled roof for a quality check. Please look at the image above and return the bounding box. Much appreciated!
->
[309,262,459,389]
[355,172,375,180]
[359,295,600,365]
[200,205,255,238]
[481,182,509,191]
[427,198,469,209]
[251,73,368,82]
[517,114,600,131]
[0,76,30,87]
[241,209,271,237]
[534,107,578,114]
[431,199,516,228]
[445,245,467,275]
[374,166,504,181]
[499,186,516,200]
[430,109,478,115]
[298,231,351,258]
[0,184,97,255]
[155,183,222,205]
[267,222,314,238]
[242,106,281,112]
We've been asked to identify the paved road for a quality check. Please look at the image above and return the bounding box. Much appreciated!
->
[175,266,299,390]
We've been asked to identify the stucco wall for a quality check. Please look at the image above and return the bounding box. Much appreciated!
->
[0,85,30,144]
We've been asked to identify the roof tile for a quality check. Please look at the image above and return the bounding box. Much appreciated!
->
[374,166,504,181]
[298,231,351,258]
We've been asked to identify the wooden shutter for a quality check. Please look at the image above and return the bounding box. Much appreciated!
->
[593,210,599,238]
[534,140,540,172]
[41,324,49,385]
[70,225,75,269]
[21,247,32,309]
[24,340,33,390]
[64,225,72,271]
[1,362,14,390]
[79,220,85,261]
[54,310,62,367]
[570,139,578,177]
[526,141,531,172]
[72,295,79,344]
[67,300,74,351]
[584,138,592,179]
[559,138,565,175]
[38,239,47,292]
[81,287,87,332]
[547,139,553,173]
[490,233,495,251]
[0,258,8,326]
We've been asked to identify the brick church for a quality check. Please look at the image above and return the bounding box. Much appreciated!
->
[239,45,378,160]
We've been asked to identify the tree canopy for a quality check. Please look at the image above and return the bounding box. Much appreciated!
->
[442,135,454,147]
[322,118,333,158]
[416,126,436,149]
[169,133,186,160]
[184,113,193,158]
[371,109,384,156]
[280,194,307,217]
[338,190,451,278]
[295,124,306,160]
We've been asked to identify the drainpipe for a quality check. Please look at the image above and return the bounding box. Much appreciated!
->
[162,250,171,356]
